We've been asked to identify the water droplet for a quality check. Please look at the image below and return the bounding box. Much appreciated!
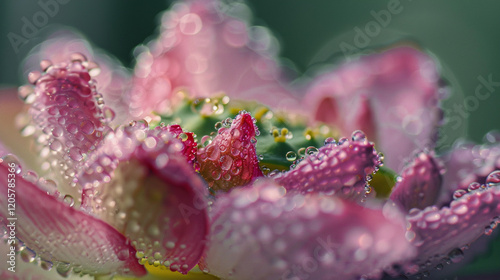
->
[211,170,221,180]
[135,251,145,259]
[52,126,63,137]
[40,260,53,271]
[81,120,96,135]
[179,133,188,141]
[103,107,116,122]
[424,211,441,222]
[56,263,71,277]
[156,153,169,169]
[50,140,63,151]
[166,241,175,249]
[201,135,212,147]
[351,130,367,143]
[378,152,385,163]
[453,189,467,200]
[324,137,336,146]
[69,147,83,162]
[338,137,349,145]
[63,195,75,207]
[485,225,494,236]
[179,13,203,35]
[220,155,233,171]
[297,147,306,157]
[153,252,162,260]
[448,248,464,263]
[148,225,160,237]
[467,182,481,191]
[364,185,372,194]
[286,151,297,161]
[117,249,130,261]
[18,85,34,103]
[1,154,22,174]
[20,247,36,263]
[40,59,53,71]
[306,146,319,156]
[486,170,500,187]
[23,171,38,183]
[485,131,500,144]
[28,71,41,84]
[67,123,79,134]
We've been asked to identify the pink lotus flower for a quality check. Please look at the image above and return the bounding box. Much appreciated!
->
[1,1,500,280]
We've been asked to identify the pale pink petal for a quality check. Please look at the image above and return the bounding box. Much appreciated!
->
[203,179,414,280]
[0,237,95,279]
[305,47,443,171]
[437,140,500,206]
[0,158,146,277]
[405,170,500,273]
[197,112,262,193]
[0,89,36,170]
[23,30,132,125]
[130,0,300,118]
[272,131,382,201]
[390,152,443,212]
[79,123,209,274]
[20,59,112,202]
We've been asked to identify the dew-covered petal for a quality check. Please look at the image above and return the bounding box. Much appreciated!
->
[0,237,96,280]
[23,30,132,125]
[305,47,443,171]
[197,112,263,193]
[21,59,112,202]
[405,173,500,271]
[437,139,500,206]
[273,131,382,201]
[203,179,415,280]
[130,0,299,118]
[390,152,443,212]
[0,159,146,277]
[79,123,209,274]
[161,124,198,164]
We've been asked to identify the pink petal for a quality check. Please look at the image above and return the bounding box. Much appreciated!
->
[305,47,443,171]
[21,59,112,202]
[0,158,146,277]
[390,151,443,212]
[437,140,500,206]
[23,30,132,125]
[203,179,415,280]
[273,131,382,201]
[405,171,500,272]
[79,123,209,274]
[130,0,300,118]
[197,112,263,193]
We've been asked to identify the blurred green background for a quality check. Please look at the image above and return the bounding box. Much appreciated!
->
[1,0,500,146]
[1,1,500,279]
